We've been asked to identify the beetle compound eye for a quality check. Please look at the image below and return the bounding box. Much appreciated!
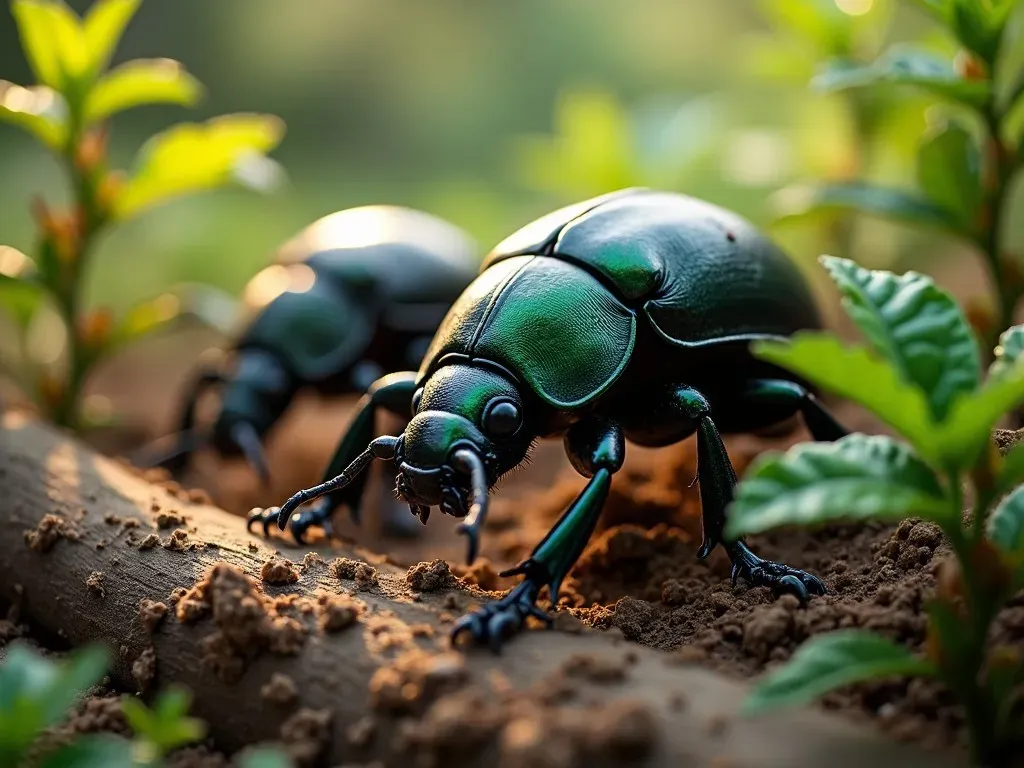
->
[482,399,521,437]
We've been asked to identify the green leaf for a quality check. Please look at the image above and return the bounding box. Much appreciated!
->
[81,0,141,76]
[771,182,968,238]
[0,644,109,753]
[990,325,1024,380]
[11,0,88,91]
[237,748,295,768]
[0,80,67,149]
[989,485,1024,552]
[12,0,64,88]
[820,256,981,422]
[916,121,981,232]
[726,434,948,538]
[813,47,992,108]
[743,630,935,715]
[123,687,205,757]
[115,114,285,220]
[950,0,1013,66]
[39,735,134,768]
[996,442,1024,497]
[753,334,937,455]
[84,59,203,125]
[39,645,109,728]
[933,359,1024,469]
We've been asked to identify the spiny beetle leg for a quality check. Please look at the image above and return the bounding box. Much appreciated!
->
[450,579,550,654]
[727,542,826,603]
[246,500,337,543]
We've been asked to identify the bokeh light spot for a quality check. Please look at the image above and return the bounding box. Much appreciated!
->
[835,0,873,16]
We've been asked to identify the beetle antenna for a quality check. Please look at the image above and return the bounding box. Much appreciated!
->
[133,428,208,472]
[452,448,489,565]
[276,435,400,530]
[231,421,270,486]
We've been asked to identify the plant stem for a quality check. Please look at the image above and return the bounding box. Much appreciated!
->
[980,103,1021,347]
[47,112,106,429]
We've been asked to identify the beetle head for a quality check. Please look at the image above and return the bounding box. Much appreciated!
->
[395,364,532,517]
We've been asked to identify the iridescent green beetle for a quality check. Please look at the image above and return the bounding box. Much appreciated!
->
[143,206,478,539]
[260,189,848,649]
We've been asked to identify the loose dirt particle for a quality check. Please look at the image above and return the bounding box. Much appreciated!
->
[301,552,326,570]
[331,557,377,589]
[280,707,332,767]
[406,559,455,592]
[103,513,121,526]
[457,558,503,591]
[163,529,192,551]
[139,599,168,633]
[369,651,468,714]
[132,647,156,692]
[85,571,105,598]
[138,533,160,550]
[156,510,186,529]
[316,593,359,633]
[261,558,300,585]
[173,564,310,682]
[261,673,299,706]
[66,695,129,735]
[25,514,79,553]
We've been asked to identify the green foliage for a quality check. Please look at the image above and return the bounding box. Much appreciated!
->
[821,255,980,421]
[916,121,982,232]
[814,46,993,107]
[0,643,290,767]
[121,687,206,759]
[0,643,114,765]
[116,115,285,220]
[38,736,134,768]
[773,182,966,236]
[729,434,949,535]
[742,631,935,715]
[988,485,1024,552]
[990,325,1024,380]
[731,254,1024,765]
[0,0,285,429]
[782,0,1024,347]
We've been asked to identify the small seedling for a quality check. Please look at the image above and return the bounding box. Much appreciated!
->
[774,0,1024,346]
[0,0,285,430]
[0,642,129,767]
[727,255,1024,765]
[0,642,292,767]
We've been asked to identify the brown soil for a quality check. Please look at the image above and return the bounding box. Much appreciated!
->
[14,327,1004,763]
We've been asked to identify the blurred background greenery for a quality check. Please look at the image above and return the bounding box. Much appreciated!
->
[0,0,1016,322]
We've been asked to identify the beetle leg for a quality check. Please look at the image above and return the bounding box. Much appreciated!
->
[676,385,828,603]
[137,366,226,476]
[451,417,623,652]
[247,371,418,542]
[739,379,848,442]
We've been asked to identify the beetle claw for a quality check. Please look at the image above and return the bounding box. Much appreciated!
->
[455,521,480,566]
[728,545,827,603]
[448,580,546,652]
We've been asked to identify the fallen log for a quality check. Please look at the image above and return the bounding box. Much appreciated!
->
[0,411,965,767]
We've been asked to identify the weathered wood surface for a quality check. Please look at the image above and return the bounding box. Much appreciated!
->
[0,412,966,767]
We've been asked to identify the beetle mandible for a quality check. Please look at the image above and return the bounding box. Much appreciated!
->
[260,189,849,649]
[144,205,479,540]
